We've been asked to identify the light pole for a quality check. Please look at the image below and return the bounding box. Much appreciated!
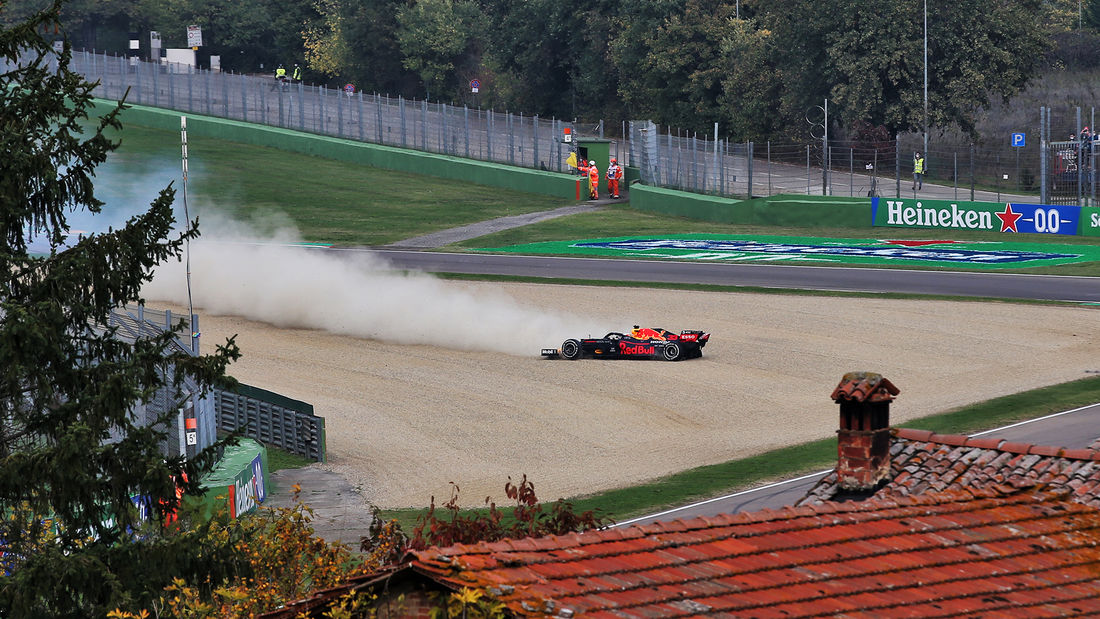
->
[923,0,928,160]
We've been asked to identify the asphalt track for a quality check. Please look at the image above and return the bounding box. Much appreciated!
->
[358,249,1100,303]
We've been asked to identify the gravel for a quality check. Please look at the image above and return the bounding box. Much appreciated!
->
[168,282,1099,509]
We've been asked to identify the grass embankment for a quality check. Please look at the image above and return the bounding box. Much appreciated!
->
[105,124,574,246]
[376,375,1100,532]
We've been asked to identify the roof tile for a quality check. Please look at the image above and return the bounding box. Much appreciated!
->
[830,371,900,403]
[328,488,1100,619]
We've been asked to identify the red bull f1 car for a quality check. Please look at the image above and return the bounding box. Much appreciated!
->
[541,326,710,361]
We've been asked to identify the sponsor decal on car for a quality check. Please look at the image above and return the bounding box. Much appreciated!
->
[621,342,655,355]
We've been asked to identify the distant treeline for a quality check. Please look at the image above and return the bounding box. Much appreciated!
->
[8,0,1100,142]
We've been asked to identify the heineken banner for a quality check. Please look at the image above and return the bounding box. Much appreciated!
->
[872,198,1092,236]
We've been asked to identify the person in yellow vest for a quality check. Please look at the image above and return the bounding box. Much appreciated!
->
[912,151,925,191]
[586,160,599,199]
[606,158,623,199]
[292,63,302,81]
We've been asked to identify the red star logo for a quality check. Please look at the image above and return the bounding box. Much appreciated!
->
[996,204,1022,233]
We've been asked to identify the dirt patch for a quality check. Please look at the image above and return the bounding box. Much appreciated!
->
[165,282,1099,508]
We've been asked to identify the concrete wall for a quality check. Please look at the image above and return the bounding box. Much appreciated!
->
[94,99,580,200]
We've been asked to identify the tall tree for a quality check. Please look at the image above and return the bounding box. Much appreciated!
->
[756,0,1046,138]
[395,0,482,101]
[610,0,738,132]
[303,0,413,93]
[0,2,241,615]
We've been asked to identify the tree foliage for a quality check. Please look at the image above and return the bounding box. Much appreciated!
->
[395,0,481,100]
[0,2,242,614]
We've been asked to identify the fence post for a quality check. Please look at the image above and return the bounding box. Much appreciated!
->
[376,93,383,143]
[895,135,900,198]
[767,142,772,197]
[509,112,516,165]
[464,105,470,157]
[807,145,811,195]
[954,152,958,201]
[279,79,286,128]
[487,109,494,161]
[1040,106,1048,204]
[747,141,754,199]
[168,63,176,109]
[970,143,975,201]
[422,98,428,151]
[533,114,539,168]
[849,148,854,196]
[399,95,406,147]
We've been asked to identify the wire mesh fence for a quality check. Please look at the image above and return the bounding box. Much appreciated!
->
[13,48,1100,204]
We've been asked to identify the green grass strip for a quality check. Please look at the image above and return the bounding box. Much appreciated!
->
[375,375,1100,532]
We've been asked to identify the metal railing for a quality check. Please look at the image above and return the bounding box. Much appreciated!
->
[213,383,326,462]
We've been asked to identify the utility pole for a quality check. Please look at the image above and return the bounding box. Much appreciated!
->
[923,0,929,160]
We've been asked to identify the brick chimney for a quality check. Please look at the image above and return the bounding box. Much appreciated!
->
[830,372,900,491]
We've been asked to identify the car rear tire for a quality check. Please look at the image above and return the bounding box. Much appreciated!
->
[662,342,681,361]
[561,339,582,360]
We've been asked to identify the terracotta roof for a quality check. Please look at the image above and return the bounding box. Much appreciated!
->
[312,486,1100,618]
[830,371,899,403]
[801,428,1100,508]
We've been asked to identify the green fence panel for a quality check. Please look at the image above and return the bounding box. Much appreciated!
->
[1082,207,1100,237]
[629,185,872,227]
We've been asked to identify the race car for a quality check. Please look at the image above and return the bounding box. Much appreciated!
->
[541,326,710,361]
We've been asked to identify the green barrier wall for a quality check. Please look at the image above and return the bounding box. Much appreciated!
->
[1083,207,1100,237]
[629,184,873,228]
[197,438,268,520]
[92,99,580,200]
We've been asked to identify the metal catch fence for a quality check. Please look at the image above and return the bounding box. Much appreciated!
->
[25,49,1100,205]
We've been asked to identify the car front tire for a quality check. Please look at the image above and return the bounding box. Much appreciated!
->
[561,339,582,360]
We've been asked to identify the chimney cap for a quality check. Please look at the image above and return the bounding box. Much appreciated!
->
[831,372,899,403]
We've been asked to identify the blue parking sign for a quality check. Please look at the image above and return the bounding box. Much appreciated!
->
[1011,132,1026,147]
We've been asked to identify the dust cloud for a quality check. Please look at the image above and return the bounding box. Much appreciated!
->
[143,215,614,356]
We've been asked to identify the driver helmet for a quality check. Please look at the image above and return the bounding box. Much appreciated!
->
[631,325,641,337]
[610,158,617,163]
[589,160,596,165]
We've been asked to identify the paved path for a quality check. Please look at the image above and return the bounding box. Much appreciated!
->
[386,201,611,248]
[266,466,374,548]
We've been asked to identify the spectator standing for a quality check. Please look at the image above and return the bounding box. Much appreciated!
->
[292,63,302,81]
[607,158,623,199]
[912,151,925,191]
[275,64,286,81]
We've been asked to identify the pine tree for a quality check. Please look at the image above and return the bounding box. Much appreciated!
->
[0,1,241,614]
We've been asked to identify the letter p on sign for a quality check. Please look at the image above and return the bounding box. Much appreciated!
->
[1011,133,1025,147]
